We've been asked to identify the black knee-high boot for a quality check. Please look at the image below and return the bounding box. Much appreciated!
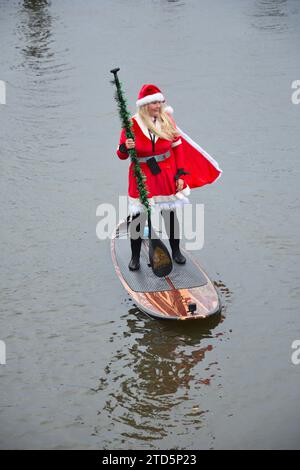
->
[128,212,147,271]
[161,209,186,264]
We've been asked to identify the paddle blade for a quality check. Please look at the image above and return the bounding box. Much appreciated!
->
[149,238,173,277]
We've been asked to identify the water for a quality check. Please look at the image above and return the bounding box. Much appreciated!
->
[0,0,299,449]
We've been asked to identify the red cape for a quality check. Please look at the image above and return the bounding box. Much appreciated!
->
[177,126,222,189]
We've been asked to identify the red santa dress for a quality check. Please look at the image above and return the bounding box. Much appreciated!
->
[117,111,222,216]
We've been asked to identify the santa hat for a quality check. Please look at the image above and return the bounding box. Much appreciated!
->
[136,84,165,107]
[136,84,174,114]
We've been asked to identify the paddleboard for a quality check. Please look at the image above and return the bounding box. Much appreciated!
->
[111,217,221,320]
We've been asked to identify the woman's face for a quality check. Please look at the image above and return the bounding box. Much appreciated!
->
[147,101,161,118]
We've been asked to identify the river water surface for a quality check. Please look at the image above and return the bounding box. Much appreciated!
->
[0,0,300,449]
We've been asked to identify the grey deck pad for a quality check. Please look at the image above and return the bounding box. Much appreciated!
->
[114,222,207,293]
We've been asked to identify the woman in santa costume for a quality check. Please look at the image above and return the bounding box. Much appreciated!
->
[116,84,222,271]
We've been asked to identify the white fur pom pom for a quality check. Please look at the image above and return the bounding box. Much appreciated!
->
[164,105,174,114]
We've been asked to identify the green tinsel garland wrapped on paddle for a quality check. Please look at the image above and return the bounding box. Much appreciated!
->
[110,69,150,215]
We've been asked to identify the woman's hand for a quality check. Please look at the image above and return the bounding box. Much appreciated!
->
[125,138,135,149]
[176,178,185,192]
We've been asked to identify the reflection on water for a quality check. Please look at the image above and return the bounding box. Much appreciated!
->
[165,0,185,5]
[250,0,288,32]
[18,0,53,65]
[214,278,233,305]
[91,306,227,448]
[4,0,76,164]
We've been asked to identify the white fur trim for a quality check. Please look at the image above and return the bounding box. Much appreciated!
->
[171,138,182,148]
[164,105,174,114]
[132,113,160,142]
[128,198,190,216]
[136,92,165,108]
[127,185,191,216]
[175,185,191,198]
[155,199,190,211]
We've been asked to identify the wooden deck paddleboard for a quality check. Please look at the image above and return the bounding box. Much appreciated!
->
[111,218,221,321]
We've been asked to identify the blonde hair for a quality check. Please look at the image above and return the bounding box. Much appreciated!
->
[138,104,179,141]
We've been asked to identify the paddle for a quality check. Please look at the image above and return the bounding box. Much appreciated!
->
[110,67,173,277]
